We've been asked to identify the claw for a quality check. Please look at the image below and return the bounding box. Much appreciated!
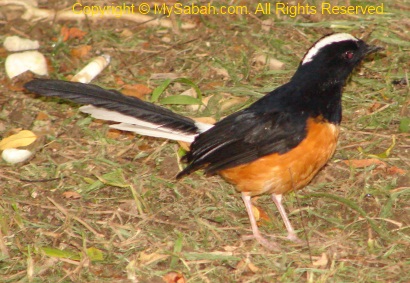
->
[241,234,280,251]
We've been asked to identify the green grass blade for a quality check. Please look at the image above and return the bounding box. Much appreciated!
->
[159,95,201,105]
[170,232,183,269]
[151,79,172,102]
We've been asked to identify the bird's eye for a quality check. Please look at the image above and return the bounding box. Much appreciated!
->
[343,51,354,60]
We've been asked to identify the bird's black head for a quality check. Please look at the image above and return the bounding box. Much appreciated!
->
[281,33,383,124]
[292,33,382,87]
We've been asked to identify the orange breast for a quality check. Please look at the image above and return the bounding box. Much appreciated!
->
[219,118,340,196]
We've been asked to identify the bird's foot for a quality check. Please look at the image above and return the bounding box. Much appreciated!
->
[286,232,303,244]
[242,234,280,251]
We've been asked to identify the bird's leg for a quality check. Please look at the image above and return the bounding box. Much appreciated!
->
[241,193,279,250]
[271,193,302,242]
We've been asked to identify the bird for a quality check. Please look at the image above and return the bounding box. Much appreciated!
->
[24,33,382,250]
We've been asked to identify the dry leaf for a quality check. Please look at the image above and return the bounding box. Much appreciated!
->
[235,258,260,274]
[203,80,224,89]
[139,251,169,266]
[343,159,386,168]
[253,54,284,70]
[106,129,122,139]
[312,253,328,267]
[161,36,171,43]
[220,96,248,112]
[162,272,186,283]
[119,200,140,215]
[247,262,260,273]
[114,76,125,85]
[192,117,216,125]
[251,205,260,222]
[0,47,8,58]
[386,166,407,176]
[253,205,270,224]
[177,141,190,151]
[62,191,82,199]
[186,92,212,111]
[0,130,37,150]
[121,84,152,99]
[367,102,382,114]
[36,111,50,121]
[120,28,133,38]
[71,45,92,59]
[211,67,230,80]
[61,26,87,41]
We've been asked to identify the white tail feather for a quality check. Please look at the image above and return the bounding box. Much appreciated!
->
[79,105,213,142]
[110,123,196,142]
[194,121,214,133]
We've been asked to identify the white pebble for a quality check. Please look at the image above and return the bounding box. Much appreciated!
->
[2,148,33,164]
[3,36,40,52]
[5,51,48,79]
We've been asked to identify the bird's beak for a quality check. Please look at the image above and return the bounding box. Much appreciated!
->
[364,44,384,55]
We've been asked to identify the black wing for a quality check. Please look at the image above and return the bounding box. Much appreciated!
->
[177,84,309,177]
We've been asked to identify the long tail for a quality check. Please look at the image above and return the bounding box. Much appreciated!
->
[25,79,213,142]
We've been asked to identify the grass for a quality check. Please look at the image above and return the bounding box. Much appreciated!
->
[0,0,409,282]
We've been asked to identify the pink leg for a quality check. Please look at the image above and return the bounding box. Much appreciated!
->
[271,193,301,242]
[241,193,279,250]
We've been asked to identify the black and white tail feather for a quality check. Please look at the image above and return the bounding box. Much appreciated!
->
[25,79,213,143]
